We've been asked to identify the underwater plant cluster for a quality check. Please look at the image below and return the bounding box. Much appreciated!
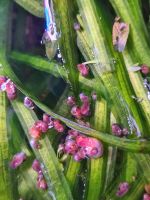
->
[0,0,150,200]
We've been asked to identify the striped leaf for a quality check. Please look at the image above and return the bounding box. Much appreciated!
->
[85,99,110,200]
[14,0,43,18]
[11,99,73,200]
[54,0,79,94]
[110,0,150,64]
[65,156,82,199]
[2,58,150,152]
[7,109,50,200]
[0,92,14,200]
[10,51,108,101]
[110,0,150,129]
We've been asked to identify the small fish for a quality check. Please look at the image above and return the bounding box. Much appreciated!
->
[112,17,129,52]
[42,0,59,60]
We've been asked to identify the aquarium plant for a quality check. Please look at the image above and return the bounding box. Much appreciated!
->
[0,0,150,199]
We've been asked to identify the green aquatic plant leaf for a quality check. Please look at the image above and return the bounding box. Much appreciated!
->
[110,0,150,130]
[7,110,51,200]
[2,57,150,152]
[65,156,82,198]
[10,52,68,79]
[76,0,149,135]
[19,168,52,200]
[76,2,149,199]
[105,176,144,200]
[110,0,150,64]
[85,99,110,200]
[14,0,44,18]
[121,177,144,200]
[10,51,109,101]
[1,0,150,199]
[76,0,148,136]
[53,0,79,94]
[0,92,14,200]
[54,88,83,199]
[11,99,73,200]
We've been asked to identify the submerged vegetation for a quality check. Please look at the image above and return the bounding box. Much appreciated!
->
[0,0,150,199]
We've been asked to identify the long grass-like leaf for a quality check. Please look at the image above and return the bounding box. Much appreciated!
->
[54,88,83,199]
[1,0,150,153]
[121,177,144,200]
[0,92,14,200]
[107,0,150,186]
[19,168,52,200]
[10,51,67,78]
[78,1,149,200]
[85,99,110,200]
[104,119,138,199]
[49,87,70,147]
[105,177,144,200]
[134,153,150,182]
[65,156,82,198]
[104,113,118,190]
[76,15,147,134]
[124,153,138,182]
[14,0,43,18]
[76,0,148,136]
[8,110,51,200]
[121,49,150,128]
[0,1,15,198]
[110,0,150,129]
[12,100,73,200]
[54,0,79,94]
[110,0,150,64]
[2,58,150,152]
[10,51,108,100]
